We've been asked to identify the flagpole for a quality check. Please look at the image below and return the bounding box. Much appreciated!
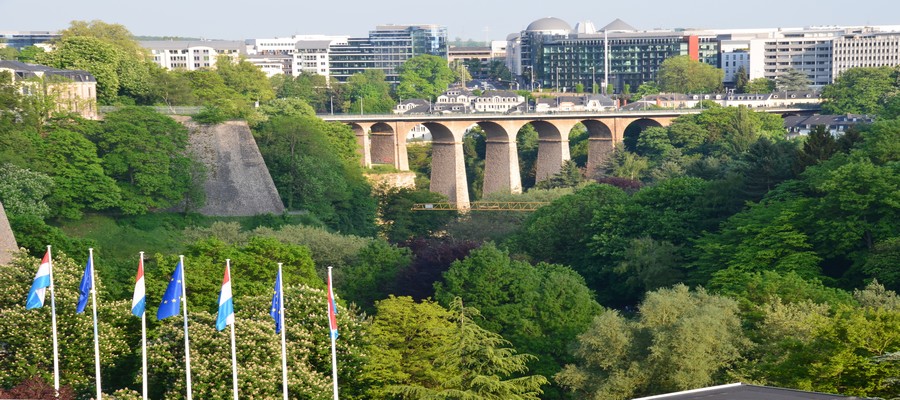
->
[88,248,102,399]
[180,255,193,400]
[227,259,239,400]
[328,266,338,400]
[278,262,288,400]
[139,252,147,400]
[48,245,60,398]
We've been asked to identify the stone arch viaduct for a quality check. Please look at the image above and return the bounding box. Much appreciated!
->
[321,109,811,208]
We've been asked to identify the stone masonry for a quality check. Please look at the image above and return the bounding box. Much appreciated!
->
[0,201,18,265]
[176,117,285,216]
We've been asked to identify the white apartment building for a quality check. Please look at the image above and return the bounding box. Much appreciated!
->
[832,31,900,80]
[142,40,244,70]
[293,38,348,82]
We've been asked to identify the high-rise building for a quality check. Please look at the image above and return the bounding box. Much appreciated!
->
[0,31,59,50]
[508,17,720,93]
[329,24,448,83]
[832,30,900,80]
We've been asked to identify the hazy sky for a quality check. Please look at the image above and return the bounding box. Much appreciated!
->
[1,0,898,41]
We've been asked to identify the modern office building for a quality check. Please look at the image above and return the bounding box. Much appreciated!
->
[0,31,59,50]
[142,40,245,70]
[329,24,448,83]
[508,17,720,93]
[832,30,900,80]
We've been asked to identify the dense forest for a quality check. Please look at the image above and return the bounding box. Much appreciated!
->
[1,20,899,400]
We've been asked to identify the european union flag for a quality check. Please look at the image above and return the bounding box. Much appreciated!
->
[76,253,93,314]
[270,269,283,333]
[157,260,184,320]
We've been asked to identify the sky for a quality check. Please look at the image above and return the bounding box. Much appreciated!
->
[1,0,898,41]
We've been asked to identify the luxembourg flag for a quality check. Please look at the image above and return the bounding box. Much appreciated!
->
[326,269,338,339]
[131,256,146,317]
[216,264,234,331]
[26,250,52,309]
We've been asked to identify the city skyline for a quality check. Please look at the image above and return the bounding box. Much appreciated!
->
[1,0,898,41]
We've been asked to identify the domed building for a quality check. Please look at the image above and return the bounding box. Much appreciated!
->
[525,17,573,34]
[511,17,573,88]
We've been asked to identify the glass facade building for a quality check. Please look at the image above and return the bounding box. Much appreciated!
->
[330,24,447,83]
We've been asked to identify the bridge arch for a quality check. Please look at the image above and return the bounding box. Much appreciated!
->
[623,118,664,152]
[370,122,396,165]
[526,120,571,182]
[580,119,615,178]
[347,122,372,168]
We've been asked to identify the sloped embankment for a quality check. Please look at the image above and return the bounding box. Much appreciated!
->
[177,117,285,216]
[0,201,17,265]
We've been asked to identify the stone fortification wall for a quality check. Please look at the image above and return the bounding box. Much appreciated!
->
[0,201,17,265]
[176,117,285,216]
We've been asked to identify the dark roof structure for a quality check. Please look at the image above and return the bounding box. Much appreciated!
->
[602,18,638,32]
[526,17,572,32]
[631,383,864,400]
[0,60,96,82]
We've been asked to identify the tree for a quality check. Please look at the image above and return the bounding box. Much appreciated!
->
[658,56,724,93]
[745,77,775,94]
[434,243,602,397]
[273,72,329,112]
[0,46,18,61]
[0,163,53,218]
[633,81,661,99]
[397,54,456,101]
[820,66,896,115]
[36,36,125,104]
[334,240,411,314]
[214,56,275,104]
[255,115,376,236]
[775,68,811,91]
[555,285,746,400]
[734,65,749,93]
[344,70,396,114]
[534,160,583,189]
[41,128,121,219]
[794,125,838,173]
[376,296,548,399]
[16,45,44,63]
[0,252,131,396]
[377,186,455,243]
[89,107,201,214]
[149,285,368,399]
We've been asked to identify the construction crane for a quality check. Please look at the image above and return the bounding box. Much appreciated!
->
[411,202,550,211]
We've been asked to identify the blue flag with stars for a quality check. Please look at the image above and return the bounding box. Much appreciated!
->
[270,269,283,333]
[157,260,184,320]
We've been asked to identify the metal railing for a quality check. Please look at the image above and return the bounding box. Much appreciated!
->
[412,202,550,211]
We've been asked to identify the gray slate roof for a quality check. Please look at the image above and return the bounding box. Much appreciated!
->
[0,60,96,82]
[602,18,638,32]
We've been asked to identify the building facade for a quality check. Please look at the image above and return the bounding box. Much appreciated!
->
[329,24,448,83]
[0,60,98,119]
[0,31,59,50]
[832,30,900,79]
[142,40,245,70]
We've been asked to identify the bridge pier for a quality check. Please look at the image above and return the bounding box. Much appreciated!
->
[425,122,470,208]
[482,121,526,196]
[532,120,576,183]
[351,122,373,168]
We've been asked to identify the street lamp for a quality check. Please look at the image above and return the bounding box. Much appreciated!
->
[330,95,334,115]
[359,97,364,115]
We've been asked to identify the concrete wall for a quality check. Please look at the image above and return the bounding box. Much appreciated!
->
[177,117,285,216]
[0,201,17,265]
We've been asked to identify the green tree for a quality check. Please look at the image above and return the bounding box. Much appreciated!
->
[255,115,376,236]
[794,125,838,173]
[534,160,583,190]
[775,68,812,92]
[214,55,275,104]
[734,65,749,93]
[147,67,198,107]
[345,70,395,114]
[36,36,123,103]
[384,297,549,399]
[396,55,456,101]
[0,46,18,61]
[42,128,121,218]
[90,107,201,214]
[335,240,411,313]
[555,285,746,400]
[434,243,602,396]
[0,252,131,396]
[820,66,897,115]
[149,285,368,399]
[273,72,329,112]
[633,81,661,99]
[377,186,455,243]
[745,77,775,94]
[16,45,44,63]
[0,163,53,218]
[658,56,723,94]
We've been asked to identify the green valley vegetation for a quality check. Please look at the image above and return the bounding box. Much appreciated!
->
[1,18,900,400]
